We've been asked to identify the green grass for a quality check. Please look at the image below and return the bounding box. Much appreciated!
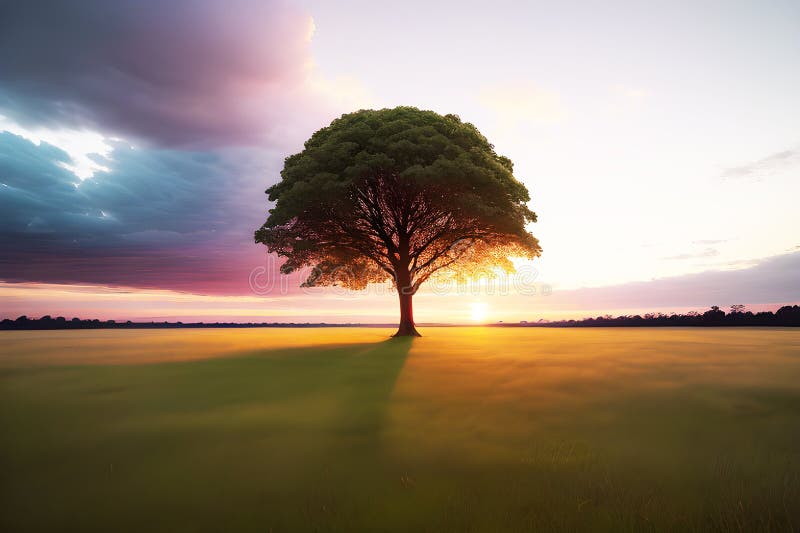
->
[1,327,799,532]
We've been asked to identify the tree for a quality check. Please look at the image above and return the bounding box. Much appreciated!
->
[255,107,541,336]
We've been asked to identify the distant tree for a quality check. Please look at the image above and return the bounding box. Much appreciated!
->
[256,107,541,336]
[703,306,726,323]
[730,304,746,314]
[776,305,800,325]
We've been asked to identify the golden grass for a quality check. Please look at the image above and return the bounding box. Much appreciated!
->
[1,327,799,531]
[0,327,395,366]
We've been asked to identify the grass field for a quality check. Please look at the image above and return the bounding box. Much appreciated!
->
[1,327,799,532]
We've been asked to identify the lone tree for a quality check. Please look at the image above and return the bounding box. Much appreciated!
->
[255,107,541,336]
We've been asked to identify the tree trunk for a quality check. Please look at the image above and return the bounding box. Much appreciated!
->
[394,290,421,337]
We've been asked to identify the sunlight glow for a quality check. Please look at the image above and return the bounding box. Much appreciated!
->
[470,302,489,323]
[0,115,113,179]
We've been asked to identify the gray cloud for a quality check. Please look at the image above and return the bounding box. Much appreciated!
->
[0,132,272,293]
[0,1,331,293]
[540,251,800,312]
[0,0,314,147]
[720,147,800,180]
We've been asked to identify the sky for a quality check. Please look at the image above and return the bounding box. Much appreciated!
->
[0,0,798,323]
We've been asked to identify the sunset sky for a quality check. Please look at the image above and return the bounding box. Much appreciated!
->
[1,0,798,323]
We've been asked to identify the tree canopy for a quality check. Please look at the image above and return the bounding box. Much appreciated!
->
[255,106,541,335]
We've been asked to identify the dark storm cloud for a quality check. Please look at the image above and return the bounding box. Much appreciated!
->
[0,0,313,146]
[0,0,330,293]
[0,132,231,237]
[0,132,270,293]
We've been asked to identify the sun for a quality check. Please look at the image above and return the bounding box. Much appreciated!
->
[470,302,489,323]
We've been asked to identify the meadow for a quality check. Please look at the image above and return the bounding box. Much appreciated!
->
[1,327,799,532]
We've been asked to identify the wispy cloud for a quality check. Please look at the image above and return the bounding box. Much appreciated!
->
[548,251,800,312]
[661,247,720,261]
[720,147,800,180]
[691,239,728,246]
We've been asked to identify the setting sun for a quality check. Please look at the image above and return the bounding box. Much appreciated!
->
[470,302,489,322]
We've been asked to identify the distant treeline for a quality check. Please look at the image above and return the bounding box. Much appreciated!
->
[499,305,800,328]
[0,316,376,331]
[2,306,799,330]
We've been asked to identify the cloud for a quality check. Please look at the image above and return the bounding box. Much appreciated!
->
[538,251,800,312]
[720,147,800,180]
[691,239,727,245]
[0,2,377,294]
[661,247,720,261]
[0,115,113,178]
[0,0,351,148]
[0,131,272,293]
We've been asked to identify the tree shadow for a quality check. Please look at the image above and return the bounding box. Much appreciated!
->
[126,333,416,457]
[170,335,418,526]
[0,335,417,532]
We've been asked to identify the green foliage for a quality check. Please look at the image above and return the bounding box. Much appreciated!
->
[255,107,541,292]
